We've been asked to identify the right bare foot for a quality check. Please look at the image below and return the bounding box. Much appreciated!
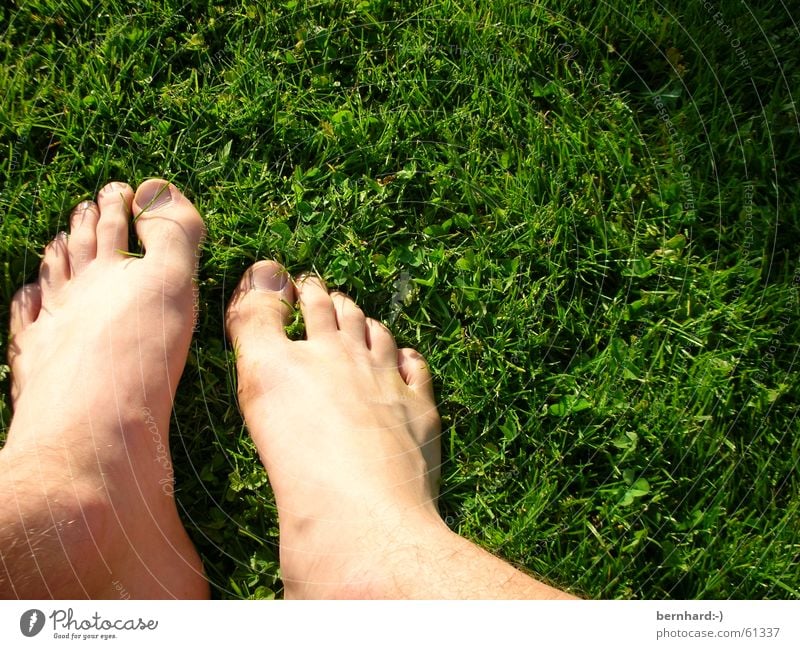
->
[226,261,448,598]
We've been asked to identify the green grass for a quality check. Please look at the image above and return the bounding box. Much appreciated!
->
[1,0,799,599]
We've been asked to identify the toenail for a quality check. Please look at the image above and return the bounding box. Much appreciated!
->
[296,273,319,285]
[102,181,125,193]
[76,200,93,212]
[252,264,289,291]
[137,181,173,211]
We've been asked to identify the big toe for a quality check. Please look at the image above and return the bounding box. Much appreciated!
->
[132,179,205,272]
[226,260,296,350]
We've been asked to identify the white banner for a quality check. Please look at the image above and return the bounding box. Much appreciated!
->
[0,600,797,648]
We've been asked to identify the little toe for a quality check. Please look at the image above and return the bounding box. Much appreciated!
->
[296,274,337,338]
[397,347,434,396]
[365,317,398,367]
[39,232,71,301]
[67,199,100,274]
[226,260,295,346]
[132,179,205,273]
[95,181,134,258]
[8,284,41,404]
[397,347,441,475]
[9,283,42,338]
[331,292,367,344]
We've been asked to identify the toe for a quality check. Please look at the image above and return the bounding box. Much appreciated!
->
[331,292,367,345]
[39,232,71,301]
[8,284,41,404]
[397,347,434,396]
[68,199,100,274]
[9,283,42,337]
[95,181,134,258]
[365,317,398,366]
[226,260,295,345]
[132,179,205,273]
[296,274,337,337]
[397,347,441,479]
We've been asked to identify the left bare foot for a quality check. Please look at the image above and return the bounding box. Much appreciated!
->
[0,179,209,599]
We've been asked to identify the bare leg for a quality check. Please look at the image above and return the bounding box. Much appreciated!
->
[226,260,575,599]
[0,180,209,599]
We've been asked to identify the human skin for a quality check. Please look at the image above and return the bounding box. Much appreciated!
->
[1,178,573,599]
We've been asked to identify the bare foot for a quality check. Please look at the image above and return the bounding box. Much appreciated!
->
[0,180,209,599]
[226,261,448,598]
[227,261,575,600]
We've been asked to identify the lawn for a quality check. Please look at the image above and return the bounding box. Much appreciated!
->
[1,0,798,599]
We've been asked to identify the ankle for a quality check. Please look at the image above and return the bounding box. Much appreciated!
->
[0,456,115,597]
[279,507,451,599]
